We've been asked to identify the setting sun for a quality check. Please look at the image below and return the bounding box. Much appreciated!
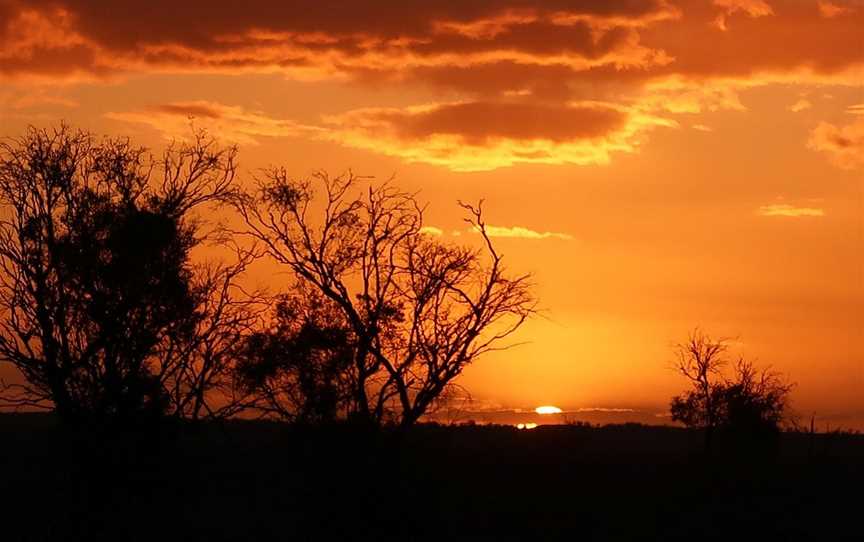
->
[535,406,563,415]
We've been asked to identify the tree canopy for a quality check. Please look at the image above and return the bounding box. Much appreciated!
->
[235,170,536,427]
[0,126,252,425]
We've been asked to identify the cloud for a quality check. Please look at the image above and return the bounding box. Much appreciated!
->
[4,0,863,171]
[574,407,636,413]
[0,0,679,80]
[0,87,78,109]
[757,204,825,218]
[473,225,575,240]
[1,0,861,94]
[807,117,864,170]
[419,226,444,236]
[818,1,853,18]
[712,0,774,31]
[105,98,680,172]
[423,223,575,240]
[366,101,627,143]
[788,98,812,113]
[324,100,676,171]
[105,100,319,145]
[847,103,864,115]
[692,124,713,132]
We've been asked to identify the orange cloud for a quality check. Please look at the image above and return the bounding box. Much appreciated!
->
[4,0,862,171]
[818,1,853,18]
[712,0,773,31]
[0,0,677,80]
[103,98,681,171]
[419,226,444,236]
[475,225,575,241]
[324,101,676,171]
[807,118,864,170]
[788,99,812,113]
[640,1,863,86]
[757,204,825,218]
[0,87,78,109]
[2,0,860,94]
[847,104,864,115]
[423,224,574,240]
[106,101,319,145]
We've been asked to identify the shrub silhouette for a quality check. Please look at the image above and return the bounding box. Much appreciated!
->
[237,288,354,424]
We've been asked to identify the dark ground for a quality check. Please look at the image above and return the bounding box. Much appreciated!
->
[1,413,862,541]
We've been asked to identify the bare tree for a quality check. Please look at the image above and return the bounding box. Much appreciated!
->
[234,170,535,428]
[158,246,266,422]
[0,125,251,426]
[670,328,794,451]
[670,328,729,448]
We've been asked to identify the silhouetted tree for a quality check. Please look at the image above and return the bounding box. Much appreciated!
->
[236,287,354,424]
[0,125,250,426]
[235,171,535,428]
[670,329,728,450]
[670,329,793,451]
[715,358,793,438]
[159,248,265,422]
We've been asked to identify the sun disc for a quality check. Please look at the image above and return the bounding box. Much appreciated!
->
[535,405,563,415]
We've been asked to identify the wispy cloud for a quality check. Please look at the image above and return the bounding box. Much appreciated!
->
[419,226,444,236]
[476,225,575,240]
[692,124,713,132]
[847,104,864,115]
[788,98,812,113]
[573,407,636,413]
[818,1,853,18]
[106,100,320,145]
[324,101,675,171]
[426,224,575,240]
[0,89,78,110]
[757,204,825,218]
[713,0,774,31]
[808,117,864,170]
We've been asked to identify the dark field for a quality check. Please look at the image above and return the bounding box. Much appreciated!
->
[1,414,862,541]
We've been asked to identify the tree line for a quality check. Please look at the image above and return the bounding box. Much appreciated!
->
[0,125,793,441]
[0,125,534,430]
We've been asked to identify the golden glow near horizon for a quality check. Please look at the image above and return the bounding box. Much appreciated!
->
[1,0,862,427]
[535,406,564,415]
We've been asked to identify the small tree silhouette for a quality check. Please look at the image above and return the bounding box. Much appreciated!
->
[236,287,354,424]
[670,329,793,452]
[234,171,535,428]
[715,358,793,437]
[0,125,251,426]
[670,329,728,450]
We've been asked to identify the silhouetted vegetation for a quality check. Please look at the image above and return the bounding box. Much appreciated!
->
[0,126,535,430]
[236,287,354,423]
[0,125,858,541]
[1,414,862,541]
[234,171,536,428]
[0,126,255,427]
[670,329,794,451]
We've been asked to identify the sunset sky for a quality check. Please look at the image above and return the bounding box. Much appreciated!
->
[1,0,862,426]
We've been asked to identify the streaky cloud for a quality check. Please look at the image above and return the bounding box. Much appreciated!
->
[757,204,825,218]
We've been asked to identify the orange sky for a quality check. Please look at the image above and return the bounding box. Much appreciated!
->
[1,0,862,426]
